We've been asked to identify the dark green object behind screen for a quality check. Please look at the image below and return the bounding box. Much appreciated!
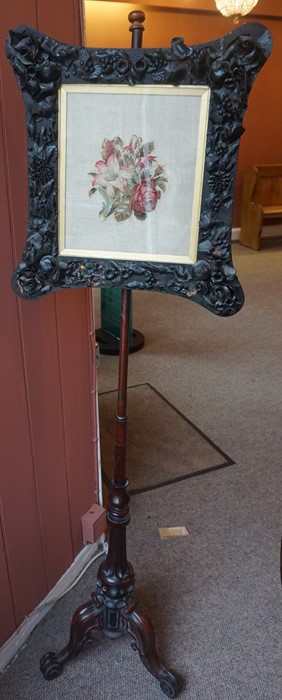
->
[101,289,133,347]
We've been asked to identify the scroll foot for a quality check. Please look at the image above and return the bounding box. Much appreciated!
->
[40,594,103,679]
[123,604,183,697]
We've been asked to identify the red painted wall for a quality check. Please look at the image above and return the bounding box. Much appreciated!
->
[0,0,99,645]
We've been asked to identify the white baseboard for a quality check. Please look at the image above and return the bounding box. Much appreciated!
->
[232,227,240,241]
[0,539,106,673]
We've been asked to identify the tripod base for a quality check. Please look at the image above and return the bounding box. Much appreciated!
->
[40,287,183,697]
[40,591,182,698]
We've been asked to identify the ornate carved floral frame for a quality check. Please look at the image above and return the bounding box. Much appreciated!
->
[6,22,271,316]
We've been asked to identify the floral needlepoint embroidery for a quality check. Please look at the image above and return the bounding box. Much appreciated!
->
[88,136,167,222]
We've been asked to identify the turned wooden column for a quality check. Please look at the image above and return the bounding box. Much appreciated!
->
[96,288,135,637]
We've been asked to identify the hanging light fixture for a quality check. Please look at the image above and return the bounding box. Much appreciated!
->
[214,0,259,24]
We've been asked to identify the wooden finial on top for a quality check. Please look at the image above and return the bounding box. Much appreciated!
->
[128,10,145,32]
[128,11,145,49]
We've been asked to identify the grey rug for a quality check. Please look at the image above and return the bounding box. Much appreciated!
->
[99,383,233,494]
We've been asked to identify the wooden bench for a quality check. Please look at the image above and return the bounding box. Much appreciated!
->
[239,165,282,250]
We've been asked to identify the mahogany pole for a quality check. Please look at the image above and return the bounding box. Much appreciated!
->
[94,11,147,627]
[110,8,145,489]
[40,11,182,697]
[114,288,131,486]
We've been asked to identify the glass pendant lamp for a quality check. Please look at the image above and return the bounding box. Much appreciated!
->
[214,0,259,23]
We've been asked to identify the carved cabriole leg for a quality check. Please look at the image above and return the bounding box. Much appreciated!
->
[123,603,182,698]
[40,595,103,680]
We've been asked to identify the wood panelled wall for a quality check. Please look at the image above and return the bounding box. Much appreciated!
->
[0,0,99,645]
[85,0,282,226]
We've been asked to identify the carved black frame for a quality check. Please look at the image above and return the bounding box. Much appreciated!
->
[6,22,271,316]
